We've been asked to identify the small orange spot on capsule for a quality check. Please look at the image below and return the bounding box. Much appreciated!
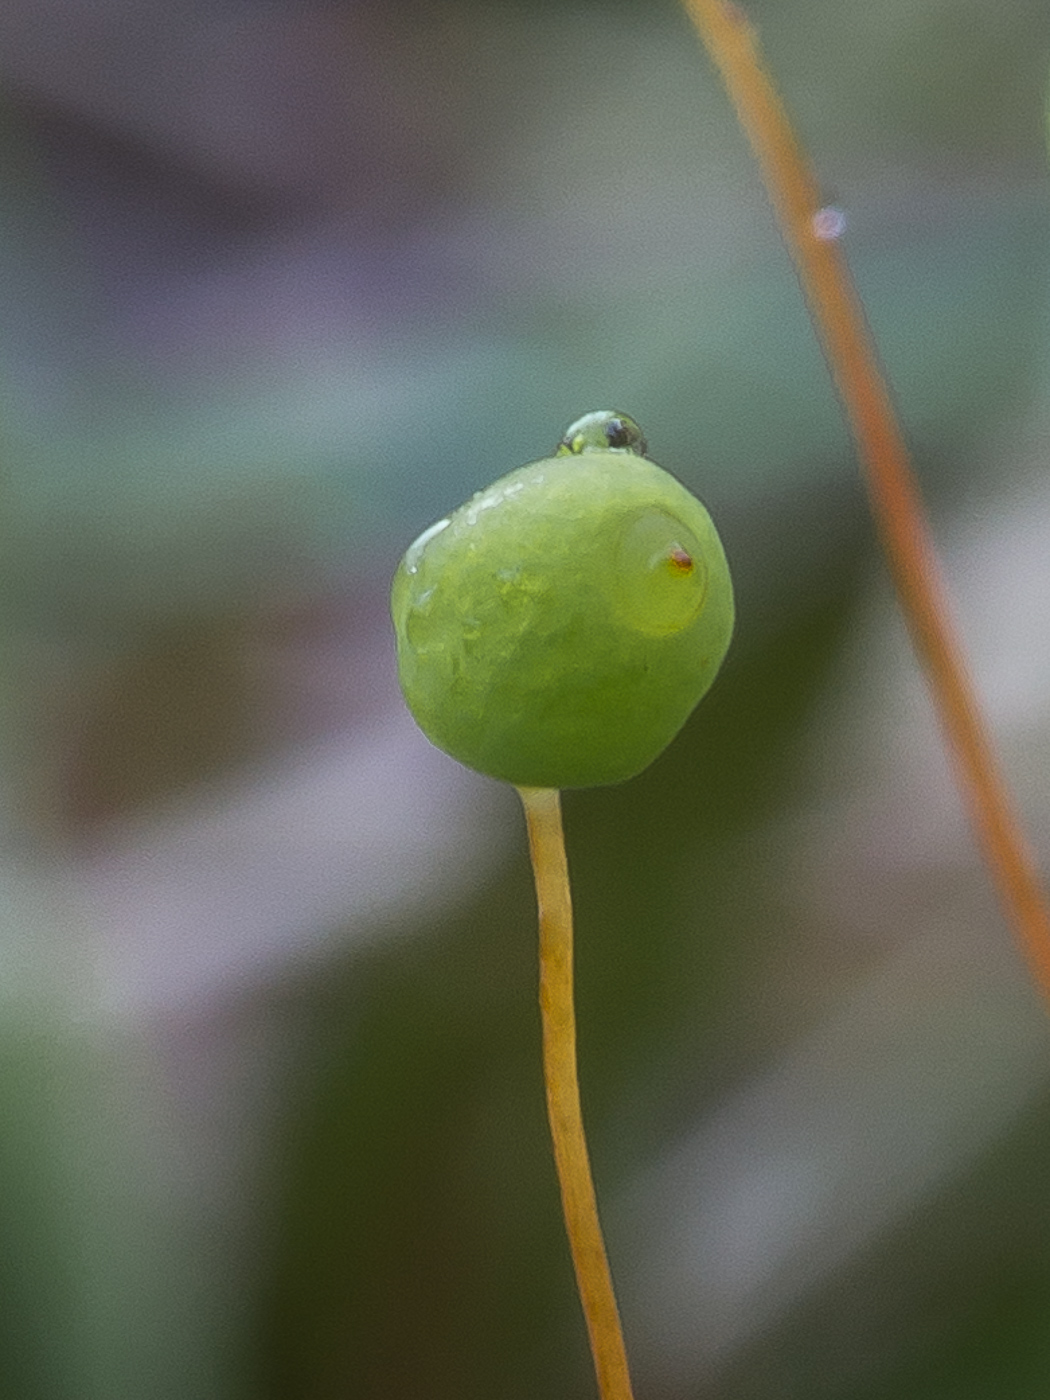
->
[668,548,694,574]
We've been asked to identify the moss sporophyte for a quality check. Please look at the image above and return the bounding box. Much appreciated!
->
[391,412,734,791]
[390,5,1050,1398]
[392,411,733,1400]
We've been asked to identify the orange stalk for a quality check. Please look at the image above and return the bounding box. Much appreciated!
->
[680,0,1050,999]
[518,785,634,1400]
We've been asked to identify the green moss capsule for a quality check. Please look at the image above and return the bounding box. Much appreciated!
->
[391,413,734,788]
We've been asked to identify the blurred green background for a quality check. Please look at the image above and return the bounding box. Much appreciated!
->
[1,0,1050,1396]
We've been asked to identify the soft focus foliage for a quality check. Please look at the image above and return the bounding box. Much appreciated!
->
[0,1,1049,1397]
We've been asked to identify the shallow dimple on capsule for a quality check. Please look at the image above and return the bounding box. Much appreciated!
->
[611,508,708,637]
[405,610,434,651]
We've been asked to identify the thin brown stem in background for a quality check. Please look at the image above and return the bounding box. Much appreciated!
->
[681,0,1050,1001]
[517,785,635,1400]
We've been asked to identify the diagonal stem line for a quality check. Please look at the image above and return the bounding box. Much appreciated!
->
[681,0,1050,999]
[517,785,635,1400]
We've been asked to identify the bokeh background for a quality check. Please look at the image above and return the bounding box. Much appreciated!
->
[1,0,1050,1396]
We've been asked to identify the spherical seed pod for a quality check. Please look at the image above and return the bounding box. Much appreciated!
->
[391,413,734,789]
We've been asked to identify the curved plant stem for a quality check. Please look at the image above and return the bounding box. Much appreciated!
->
[517,785,635,1400]
[681,0,1050,1000]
